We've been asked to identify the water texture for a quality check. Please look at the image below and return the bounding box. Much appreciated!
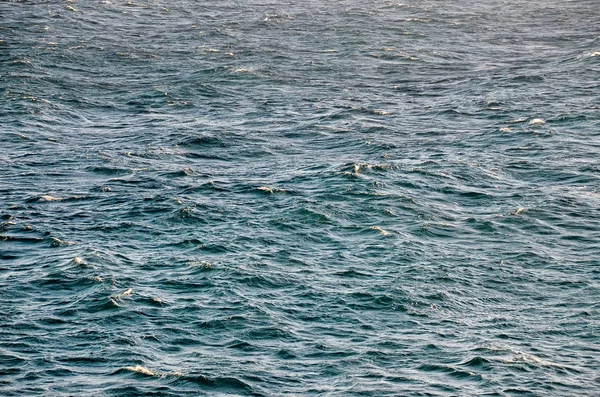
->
[1,0,599,395]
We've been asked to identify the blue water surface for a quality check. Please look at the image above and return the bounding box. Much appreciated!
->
[1,0,599,395]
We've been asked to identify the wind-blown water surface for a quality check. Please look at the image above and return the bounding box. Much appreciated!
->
[1,0,599,395]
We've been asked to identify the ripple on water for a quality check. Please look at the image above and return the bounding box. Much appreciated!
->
[1,0,600,395]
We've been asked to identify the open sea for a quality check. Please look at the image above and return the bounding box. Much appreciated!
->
[1,0,599,395]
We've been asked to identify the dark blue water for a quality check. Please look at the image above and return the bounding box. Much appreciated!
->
[1,0,600,395]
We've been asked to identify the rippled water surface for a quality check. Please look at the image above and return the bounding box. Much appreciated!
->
[1,0,600,395]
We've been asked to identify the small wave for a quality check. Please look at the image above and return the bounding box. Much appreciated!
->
[50,237,74,247]
[32,194,90,203]
[228,67,253,74]
[372,109,390,115]
[503,353,581,373]
[177,135,228,148]
[369,225,391,236]
[39,195,62,202]
[509,117,529,123]
[183,374,255,393]
[459,356,492,368]
[0,235,44,243]
[185,261,213,270]
[347,291,406,311]
[418,363,482,379]
[123,365,184,378]
[529,118,545,125]
[289,207,332,224]
[113,288,133,299]
[511,75,545,83]
[86,166,130,176]
[343,162,393,176]
[264,13,292,22]
[334,269,371,278]
[124,365,154,376]
[256,186,287,194]
[510,207,526,215]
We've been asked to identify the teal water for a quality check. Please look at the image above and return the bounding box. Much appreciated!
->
[1,0,599,395]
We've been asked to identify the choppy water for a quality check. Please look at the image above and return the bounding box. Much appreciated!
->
[1,0,600,395]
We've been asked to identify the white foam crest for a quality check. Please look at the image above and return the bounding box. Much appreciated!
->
[372,109,390,115]
[369,226,391,236]
[124,365,184,377]
[186,261,213,269]
[40,195,62,202]
[112,288,133,301]
[504,353,575,371]
[511,207,525,215]
[125,365,154,376]
[51,237,74,246]
[257,186,286,194]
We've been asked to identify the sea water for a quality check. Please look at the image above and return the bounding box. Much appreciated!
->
[1,0,599,395]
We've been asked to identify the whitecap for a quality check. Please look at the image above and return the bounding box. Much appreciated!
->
[39,195,62,202]
[372,109,390,115]
[504,353,575,371]
[112,288,133,300]
[51,237,74,246]
[124,365,184,377]
[125,365,154,376]
[186,261,212,269]
[369,226,391,236]
[257,186,286,194]
[121,288,133,297]
[509,118,528,123]
[257,186,273,193]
